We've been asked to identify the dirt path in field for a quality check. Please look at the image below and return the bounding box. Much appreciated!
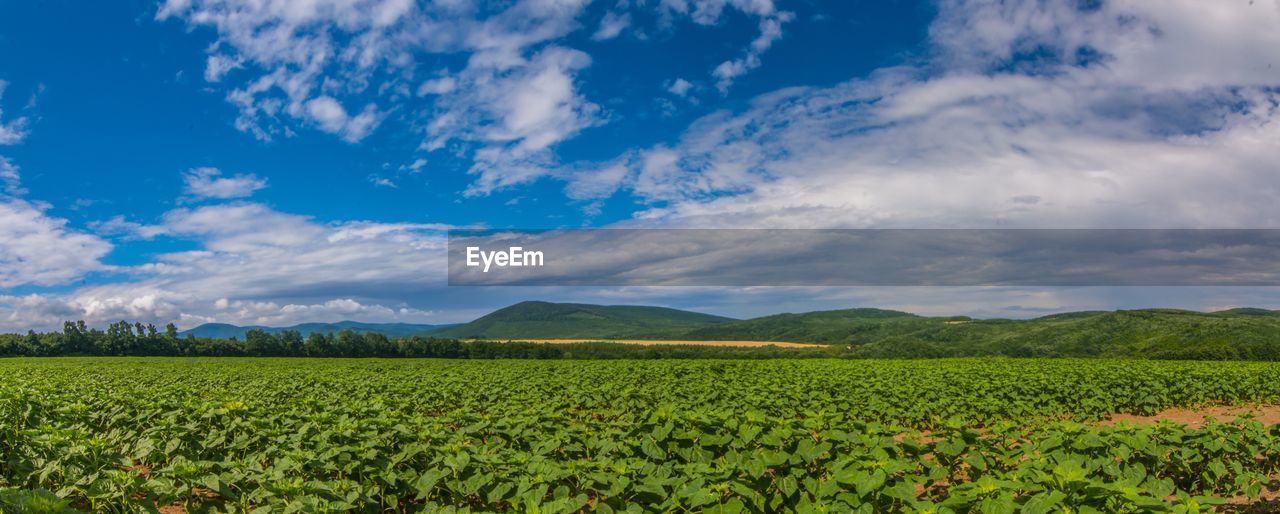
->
[1099,404,1280,428]
[478,338,825,348]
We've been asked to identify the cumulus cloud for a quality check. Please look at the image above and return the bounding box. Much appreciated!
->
[1,85,113,291]
[0,197,113,289]
[155,0,418,142]
[157,0,792,192]
[561,0,1280,229]
[305,96,382,142]
[0,121,25,146]
[207,297,435,326]
[1,202,459,330]
[667,78,693,96]
[181,167,268,201]
[929,0,1280,90]
[447,47,602,194]
[156,0,590,149]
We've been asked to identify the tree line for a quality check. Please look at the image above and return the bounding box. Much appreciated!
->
[0,320,839,359]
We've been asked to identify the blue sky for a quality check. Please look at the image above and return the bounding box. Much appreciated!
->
[1,0,1279,329]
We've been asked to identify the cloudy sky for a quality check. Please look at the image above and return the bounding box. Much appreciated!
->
[1,0,1279,330]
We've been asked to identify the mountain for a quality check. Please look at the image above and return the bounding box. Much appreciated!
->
[181,321,455,339]
[430,301,736,339]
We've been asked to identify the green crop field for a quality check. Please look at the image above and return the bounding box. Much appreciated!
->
[2,358,1279,513]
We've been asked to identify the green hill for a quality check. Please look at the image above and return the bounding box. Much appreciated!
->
[431,301,736,339]
[675,308,932,343]
[600,307,1280,359]
[181,303,1280,360]
[831,309,1280,359]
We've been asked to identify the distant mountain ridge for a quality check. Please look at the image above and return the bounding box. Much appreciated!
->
[431,301,736,339]
[181,321,455,340]
[179,302,1280,360]
[430,303,1280,360]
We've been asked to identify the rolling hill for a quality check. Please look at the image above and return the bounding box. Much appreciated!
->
[674,308,936,343]
[178,302,1280,360]
[181,321,455,340]
[433,302,1280,360]
[430,301,736,339]
[840,308,1280,360]
[672,307,1280,359]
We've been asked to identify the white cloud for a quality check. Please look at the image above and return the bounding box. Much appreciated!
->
[304,96,382,142]
[439,46,602,194]
[90,215,167,240]
[0,157,23,195]
[158,0,795,192]
[0,80,30,145]
[203,53,244,82]
[157,0,420,142]
[659,0,779,24]
[0,85,113,290]
[558,0,1280,230]
[181,167,268,201]
[209,297,435,326]
[711,12,791,92]
[0,202,458,330]
[929,0,1280,91]
[565,156,633,200]
[667,78,693,96]
[416,76,456,96]
[0,198,113,288]
[655,0,791,92]
[403,158,428,172]
[157,0,591,148]
[592,11,631,40]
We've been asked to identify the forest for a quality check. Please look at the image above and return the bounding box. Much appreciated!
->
[0,320,832,359]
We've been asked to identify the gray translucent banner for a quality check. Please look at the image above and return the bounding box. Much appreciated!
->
[447,229,1280,286]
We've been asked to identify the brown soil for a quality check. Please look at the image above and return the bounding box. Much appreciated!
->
[1099,404,1280,428]
[125,464,151,477]
[1221,480,1280,512]
[476,338,824,348]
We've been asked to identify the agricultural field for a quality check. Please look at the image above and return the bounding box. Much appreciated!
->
[2,358,1280,513]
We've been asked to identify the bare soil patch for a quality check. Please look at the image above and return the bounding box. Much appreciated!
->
[1221,480,1280,512]
[480,338,825,348]
[1100,404,1280,428]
